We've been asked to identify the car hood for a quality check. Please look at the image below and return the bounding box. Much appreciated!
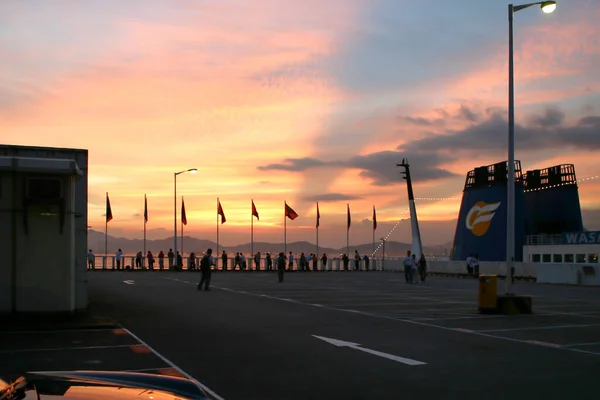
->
[0,370,213,399]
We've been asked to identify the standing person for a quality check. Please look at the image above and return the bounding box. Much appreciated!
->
[404,250,413,283]
[411,254,419,283]
[277,252,286,283]
[354,250,361,271]
[266,252,273,271]
[176,251,183,271]
[321,253,328,271]
[363,254,370,271]
[158,250,165,270]
[147,251,155,270]
[254,252,261,271]
[197,248,215,291]
[473,254,480,276]
[115,248,122,270]
[342,254,349,271]
[312,253,318,272]
[168,249,174,270]
[221,250,228,271]
[288,252,294,271]
[87,250,95,270]
[419,254,427,282]
[135,251,143,270]
[240,253,247,270]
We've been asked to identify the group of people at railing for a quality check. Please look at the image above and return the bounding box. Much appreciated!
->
[86,248,378,272]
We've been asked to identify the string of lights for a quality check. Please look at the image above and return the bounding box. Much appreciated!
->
[523,175,598,193]
[371,210,409,257]
[415,175,598,201]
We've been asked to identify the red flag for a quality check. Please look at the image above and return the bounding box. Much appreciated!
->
[316,202,320,228]
[106,193,113,223]
[373,205,377,231]
[218,200,226,224]
[144,195,148,223]
[181,197,187,225]
[285,203,298,220]
[252,200,259,221]
[347,204,351,229]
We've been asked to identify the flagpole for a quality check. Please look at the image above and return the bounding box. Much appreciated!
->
[346,203,349,257]
[284,201,287,257]
[143,194,147,267]
[316,202,319,258]
[251,199,254,262]
[181,197,183,260]
[105,192,108,260]
[372,206,375,255]
[215,197,225,270]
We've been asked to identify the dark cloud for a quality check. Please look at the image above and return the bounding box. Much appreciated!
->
[257,105,600,188]
[257,157,330,171]
[528,107,564,128]
[347,151,456,186]
[458,105,478,122]
[405,107,600,154]
[303,193,363,202]
[257,150,457,185]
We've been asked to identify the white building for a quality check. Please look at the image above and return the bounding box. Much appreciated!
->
[0,145,88,313]
[523,232,600,264]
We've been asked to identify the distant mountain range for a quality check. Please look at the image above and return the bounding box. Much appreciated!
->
[87,230,451,257]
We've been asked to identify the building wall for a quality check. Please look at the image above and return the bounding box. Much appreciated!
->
[523,244,599,264]
[0,145,88,313]
[0,173,14,312]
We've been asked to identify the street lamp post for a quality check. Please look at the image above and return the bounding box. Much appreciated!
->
[174,168,197,262]
[506,1,556,294]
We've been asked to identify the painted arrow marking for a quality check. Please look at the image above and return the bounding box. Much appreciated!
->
[312,335,426,366]
[123,280,135,285]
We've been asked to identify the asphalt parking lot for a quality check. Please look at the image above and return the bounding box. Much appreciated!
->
[0,313,220,398]
[3,270,600,399]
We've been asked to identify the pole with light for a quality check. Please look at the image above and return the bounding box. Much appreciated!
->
[506,1,556,294]
[174,168,197,262]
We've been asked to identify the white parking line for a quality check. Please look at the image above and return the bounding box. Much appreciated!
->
[123,328,224,400]
[204,283,600,359]
[476,323,600,333]
[0,328,118,335]
[563,341,600,347]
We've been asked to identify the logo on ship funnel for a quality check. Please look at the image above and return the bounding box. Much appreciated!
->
[465,201,501,236]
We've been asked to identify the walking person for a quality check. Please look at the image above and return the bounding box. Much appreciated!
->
[197,248,215,291]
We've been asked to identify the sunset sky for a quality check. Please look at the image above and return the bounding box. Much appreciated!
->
[2,0,600,249]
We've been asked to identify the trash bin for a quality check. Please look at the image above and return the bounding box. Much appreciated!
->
[478,275,498,311]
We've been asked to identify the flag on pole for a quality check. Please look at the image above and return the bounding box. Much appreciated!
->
[181,197,187,225]
[316,202,320,228]
[106,194,113,223]
[218,200,226,224]
[285,203,298,220]
[373,205,377,230]
[252,200,259,221]
[144,195,148,222]
[347,204,351,229]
